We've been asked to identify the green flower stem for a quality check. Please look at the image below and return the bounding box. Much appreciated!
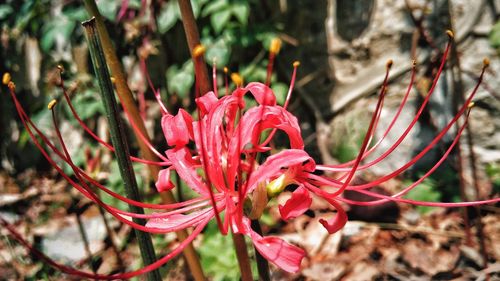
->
[82,2,206,280]
[251,219,271,281]
[83,18,162,281]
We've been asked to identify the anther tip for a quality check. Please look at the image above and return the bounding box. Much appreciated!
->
[386,59,393,69]
[270,38,282,54]
[293,61,300,67]
[483,58,490,68]
[231,73,243,87]
[446,30,454,39]
[412,59,417,67]
[2,72,11,85]
[223,67,228,74]
[468,102,475,109]
[48,99,57,110]
[110,77,116,84]
[57,65,64,73]
[193,44,206,57]
[7,81,15,91]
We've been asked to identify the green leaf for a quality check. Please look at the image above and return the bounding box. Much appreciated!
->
[272,82,288,105]
[70,90,105,120]
[166,60,194,99]
[157,1,180,33]
[0,5,13,20]
[40,17,75,51]
[211,9,232,34]
[205,37,231,67]
[404,177,441,214]
[201,0,227,17]
[97,0,119,21]
[63,7,88,21]
[489,20,500,50]
[231,2,249,26]
[198,221,241,281]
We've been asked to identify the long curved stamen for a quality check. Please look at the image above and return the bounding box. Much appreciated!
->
[139,59,169,115]
[50,99,219,220]
[120,101,171,162]
[265,38,281,86]
[223,67,229,95]
[193,44,225,233]
[51,99,226,233]
[9,88,209,211]
[341,105,473,206]
[322,60,394,197]
[58,71,170,166]
[212,60,218,97]
[318,31,454,173]
[260,61,301,147]
[317,60,417,172]
[311,59,488,192]
[0,214,212,280]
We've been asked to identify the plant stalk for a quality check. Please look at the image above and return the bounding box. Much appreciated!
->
[232,233,253,281]
[83,18,162,281]
[178,0,212,95]
[82,2,206,280]
[251,219,271,281]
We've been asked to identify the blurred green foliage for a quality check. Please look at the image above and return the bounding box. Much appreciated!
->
[404,177,442,214]
[490,20,500,53]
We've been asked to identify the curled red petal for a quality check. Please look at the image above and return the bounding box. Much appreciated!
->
[250,231,305,273]
[166,147,208,195]
[279,185,312,221]
[145,209,213,232]
[156,168,175,192]
[232,82,276,105]
[246,149,314,193]
[161,109,193,147]
[195,91,219,115]
[318,201,348,234]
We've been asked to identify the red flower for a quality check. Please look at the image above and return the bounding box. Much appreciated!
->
[2,34,498,279]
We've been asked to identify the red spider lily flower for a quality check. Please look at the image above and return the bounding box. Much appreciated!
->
[2,31,499,280]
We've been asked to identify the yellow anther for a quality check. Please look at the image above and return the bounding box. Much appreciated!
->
[7,81,15,91]
[412,59,417,67]
[223,67,228,74]
[446,30,454,39]
[2,72,11,85]
[293,61,300,67]
[231,73,243,87]
[468,102,475,109]
[193,44,206,57]
[57,65,64,73]
[110,77,116,84]
[483,58,490,68]
[270,38,282,54]
[48,99,57,110]
[386,59,393,69]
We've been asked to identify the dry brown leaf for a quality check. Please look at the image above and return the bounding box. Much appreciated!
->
[402,239,460,276]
